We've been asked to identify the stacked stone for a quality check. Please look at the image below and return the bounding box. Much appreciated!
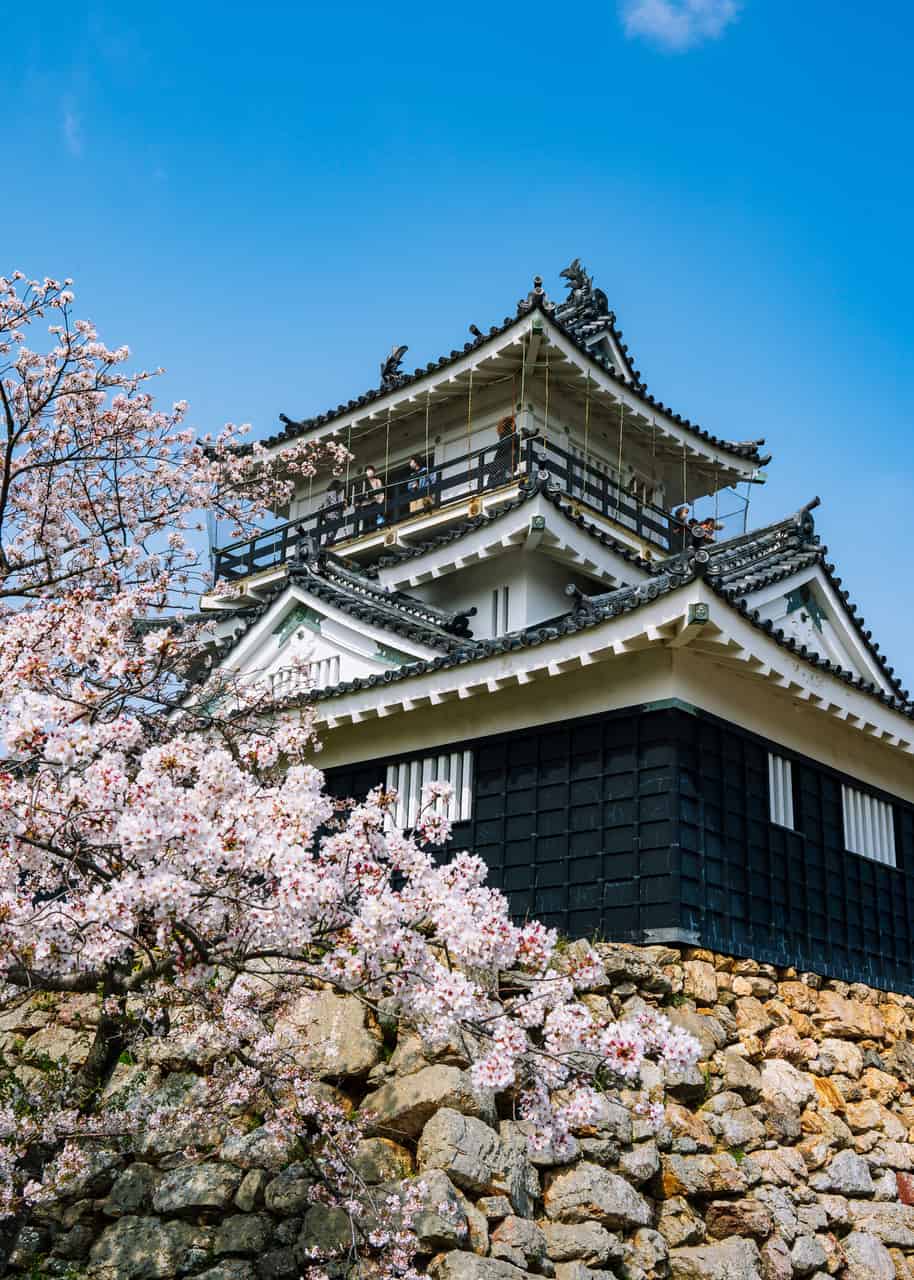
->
[5,948,914,1280]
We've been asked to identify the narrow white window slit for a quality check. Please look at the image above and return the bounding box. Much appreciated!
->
[385,750,475,829]
[768,753,795,829]
[842,784,896,866]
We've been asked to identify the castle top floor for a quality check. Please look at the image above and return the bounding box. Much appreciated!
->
[211,263,770,592]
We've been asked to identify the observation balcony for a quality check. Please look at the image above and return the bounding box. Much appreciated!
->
[211,436,744,591]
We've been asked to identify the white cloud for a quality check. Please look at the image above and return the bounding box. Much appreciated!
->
[62,98,83,157]
[620,0,742,51]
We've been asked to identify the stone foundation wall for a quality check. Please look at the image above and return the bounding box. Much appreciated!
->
[6,943,914,1280]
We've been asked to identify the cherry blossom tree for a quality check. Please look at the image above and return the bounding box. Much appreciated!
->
[0,274,697,1268]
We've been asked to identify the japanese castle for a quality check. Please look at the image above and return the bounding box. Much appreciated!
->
[203,261,914,993]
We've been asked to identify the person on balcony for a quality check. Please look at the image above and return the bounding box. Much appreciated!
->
[318,478,345,545]
[488,416,518,488]
[357,466,386,532]
[695,516,725,543]
[407,455,432,513]
[673,504,694,552]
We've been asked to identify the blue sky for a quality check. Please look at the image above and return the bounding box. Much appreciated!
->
[5,1,913,684]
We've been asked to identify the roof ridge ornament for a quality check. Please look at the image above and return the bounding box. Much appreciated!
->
[517,275,554,317]
[796,495,822,539]
[380,344,409,390]
[558,257,610,319]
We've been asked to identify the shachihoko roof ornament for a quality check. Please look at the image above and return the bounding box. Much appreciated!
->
[380,344,409,390]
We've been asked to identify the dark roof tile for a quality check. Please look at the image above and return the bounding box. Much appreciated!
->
[281,499,912,721]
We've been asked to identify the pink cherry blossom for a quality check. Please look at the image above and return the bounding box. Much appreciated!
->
[0,274,698,1261]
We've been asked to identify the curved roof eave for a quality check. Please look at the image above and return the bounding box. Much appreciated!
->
[263,297,770,472]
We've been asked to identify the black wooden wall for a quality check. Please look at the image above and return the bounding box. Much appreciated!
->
[324,705,914,993]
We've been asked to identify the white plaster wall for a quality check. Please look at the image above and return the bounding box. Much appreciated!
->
[416,552,525,639]
[413,549,585,638]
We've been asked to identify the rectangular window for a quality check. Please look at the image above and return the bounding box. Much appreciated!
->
[768,752,795,829]
[842,784,896,867]
[491,586,510,637]
[385,749,474,829]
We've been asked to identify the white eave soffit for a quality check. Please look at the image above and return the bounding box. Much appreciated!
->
[307,587,913,756]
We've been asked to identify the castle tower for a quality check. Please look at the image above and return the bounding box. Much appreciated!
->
[199,262,914,993]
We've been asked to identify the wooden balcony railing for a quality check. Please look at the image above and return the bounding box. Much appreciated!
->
[211,436,689,584]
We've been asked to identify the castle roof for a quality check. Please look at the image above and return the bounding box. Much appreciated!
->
[202,495,911,731]
[263,263,770,470]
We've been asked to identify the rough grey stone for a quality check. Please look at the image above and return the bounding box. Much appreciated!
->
[490,1216,548,1271]
[361,1065,496,1140]
[872,1169,899,1199]
[44,1145,123,1200]
[661,1152,757,1198]
[495,1121,542,1218]
[669,1237,762,1280]
[234,1169,268,1213]
[152,1162,242,1214]
[544,1162,651,1229]
[789,1234,827,1275]
[595,942,673,992]
[88,1217,209,1280]
[750,1185,798,1243]
[581,1096,633,1144]
[256,1248,298,1280]
[458,1190,490,1256]
[102,1164,158,1217]
[22,1024,94,1065]
[701,1094,765,1151]
[133,1074,225,1158]
[552,1264,617,1280]
[52,1221,95,1261]
[665,1064,708,1102]
[797,1204,828,1233]
[719,1051,762,1100]
[846,1201,914,1246]
[841,1230,895,1280]
[274,990,382,1078]
[418,1108,507,1195]
[196,1265,256,1280]
[478,1195,514,1220]
[704,1198,773,1241]
[759,1235,792,1280]
[415,1111,539,1218]
[138,1024,230,1072]
[657,1197,705,1249]
[501,1118,579,1167]
[351,1136,414,1184]
[389,1169,470,1253]
[263,1164,314,1214]
[628,1227,669,1278]
[221,1125,297,1171]
[759,1060,815,1109]
[666,1008,727,1062]
[359,1168,471,1255]
[296,1204,352,1261]
[618,1141,661,1186]
[540,1221,623,1266]
[809,1149,874,1197]
[577,1138,621,1165]
[214,1214,272,1257]
[429,1251,528,1280]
